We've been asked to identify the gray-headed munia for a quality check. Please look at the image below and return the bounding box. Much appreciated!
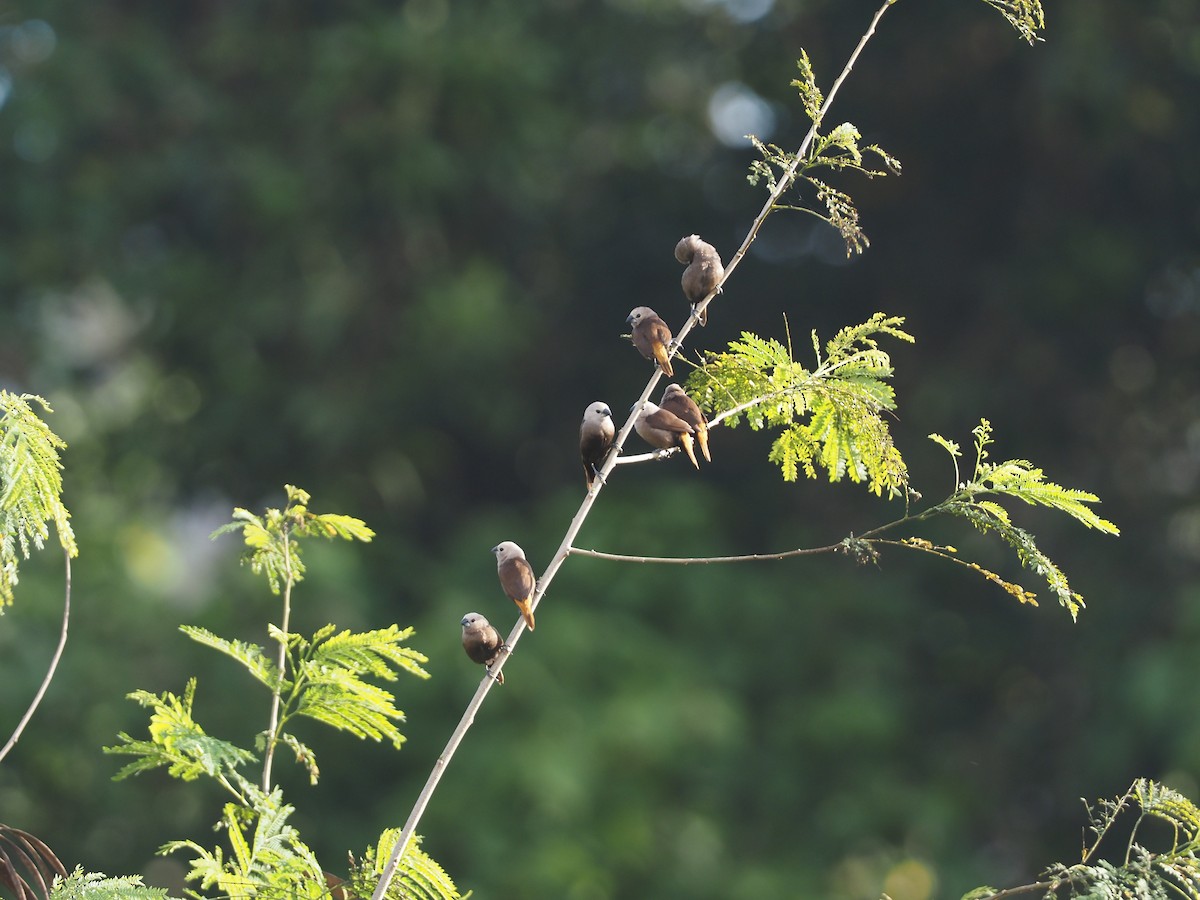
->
[626,306,674,378]
[659,383,710,463]
[461,612,505,684]
[634,401,699,470]
[491,541,536,631]
[579,401,616,488]
[675,234,724,326]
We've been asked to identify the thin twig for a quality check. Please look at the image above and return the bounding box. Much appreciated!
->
[370,5,897,896]
[0,546,72,764]
[613,448,674,465]
[568,544,843,564]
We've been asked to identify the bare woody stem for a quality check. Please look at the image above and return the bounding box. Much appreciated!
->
[370,4,897,896]
[0,547,72,765]
[568,544,843,564]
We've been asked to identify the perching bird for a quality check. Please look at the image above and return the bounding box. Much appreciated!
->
[579,401,616,488]
[461,612,505,684]
[626,306,674,378]
[634,401,699,470]
[492,541,537,630]
[675,234,724,326]
[659,383,710,463]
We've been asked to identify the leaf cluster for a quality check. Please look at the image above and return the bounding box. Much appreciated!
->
[926,420,1118,619]
[347,831,471,900]
[212,484,374,595]
[688,314,913,498]
[161,784,331,900]
[966,779,1200,900]
[102,488,453,899]
[982,0,1046,44]
[747,53,901,257]
[49,870,167,900]
[0,392,76,609]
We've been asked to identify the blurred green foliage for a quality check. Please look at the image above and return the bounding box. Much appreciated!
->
[1,1,1198,898]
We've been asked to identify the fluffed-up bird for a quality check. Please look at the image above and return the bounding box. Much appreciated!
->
[492,541,537,630]
[660,383,710,463]
[634,401,699,469]
[579,401,616,488]
[461,612,505,684]
[675,234,724,326]
[626,306,674,377]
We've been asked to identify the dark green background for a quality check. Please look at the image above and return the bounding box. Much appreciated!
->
[1,1,1197,897]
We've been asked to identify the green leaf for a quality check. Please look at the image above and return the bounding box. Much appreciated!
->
[688,315,912,498]
[925,419,1119,619]
[162,786,327,900]
[350,830,468,900]
[49,869,169,900]
[279,626,430,750]
[790,50,824,123]
[0,391,77,609]
[980,0,1045,44]
[212,485,375,594]
[180,626,286,691]
[104,679,256,782]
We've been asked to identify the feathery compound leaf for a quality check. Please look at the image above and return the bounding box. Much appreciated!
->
[105,679,256,782]
[923,420,1118,619]
[180,626,286,691]
[980,0,1045,44]
[162,787,327,900]
[790,50,824,123]
[1136,779,1200,847]
[49,869,168,900]
[688,316,912,497]
[0,392,77,609]
[350,831,467,900]
[212,485,374,594]
[277,626,429,750]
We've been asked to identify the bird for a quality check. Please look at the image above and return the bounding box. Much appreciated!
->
[659,383,710,463]
[626,306,674,377]
[675,234,724,326]
[492,541,537,630]
[634,401,699,469]
[579,401,616,488]
[461,612,505,684]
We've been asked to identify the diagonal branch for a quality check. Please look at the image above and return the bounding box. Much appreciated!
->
[370,4,899,897]
[0,547,72,764]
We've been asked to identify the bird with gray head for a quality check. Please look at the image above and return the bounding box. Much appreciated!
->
[626,306,674,377]
[461,612,505,684]
[659,383,710,463]
[675,234,724,326]
[491,541,537,630]
[579,401,616,489]
[634,401,699,470]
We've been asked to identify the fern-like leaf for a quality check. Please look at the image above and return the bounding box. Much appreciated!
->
[162,787,327,900]
[180,626,286,691]
[689,315,912,498]
[212,485,374,595]
[350,830,468,900]
[49,869,168,900]
[0,392,77,609]
[104,679,256,782]
[926,420,1118,620]
[275,626,430,750]
[980,0,1045,44]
